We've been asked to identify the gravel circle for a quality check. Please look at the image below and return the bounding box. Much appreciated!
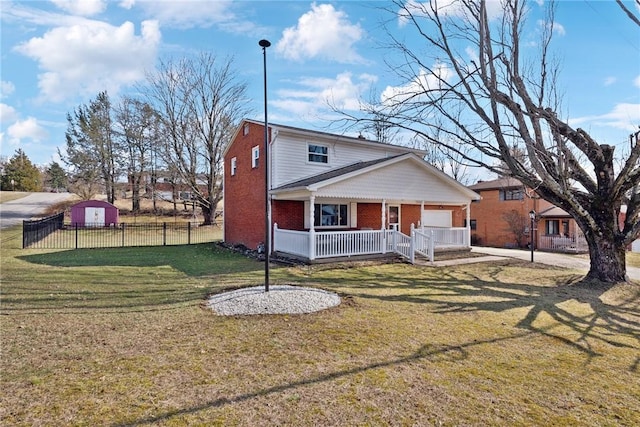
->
[207,285,341,316]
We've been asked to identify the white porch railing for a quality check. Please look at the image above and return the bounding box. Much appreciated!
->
[273,223,464,263]
[315,229,385,258]
[272,227,310,258]
[538,234,588,253]
[421,226,467,247]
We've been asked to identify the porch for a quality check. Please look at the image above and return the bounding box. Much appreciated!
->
[538,233,588,253]
[273,224,470,263]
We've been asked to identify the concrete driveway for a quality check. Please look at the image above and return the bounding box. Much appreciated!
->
[471,246,640,281]
[0,192,76,229]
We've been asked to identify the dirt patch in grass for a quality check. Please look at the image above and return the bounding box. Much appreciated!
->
[1,240,638,426]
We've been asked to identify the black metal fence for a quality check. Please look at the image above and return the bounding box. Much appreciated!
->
[23,212,65,248]
[23,219,219,249]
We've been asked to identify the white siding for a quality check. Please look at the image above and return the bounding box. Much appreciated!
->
[271,131,413,188]
[313,160,470,203]
[632,239,640,253]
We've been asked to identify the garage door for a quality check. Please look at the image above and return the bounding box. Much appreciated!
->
[422,210,452,227]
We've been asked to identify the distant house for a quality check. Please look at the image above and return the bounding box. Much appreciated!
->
[223,119,480,262]
[468,177,587,252]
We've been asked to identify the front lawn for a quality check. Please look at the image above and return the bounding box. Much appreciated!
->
[1,226,638,426]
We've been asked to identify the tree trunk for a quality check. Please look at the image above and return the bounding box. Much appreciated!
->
[201,204,212,225]
[584,232,627,283]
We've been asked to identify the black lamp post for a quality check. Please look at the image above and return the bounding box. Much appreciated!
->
[529,210,536,262]
[259,39,271,292]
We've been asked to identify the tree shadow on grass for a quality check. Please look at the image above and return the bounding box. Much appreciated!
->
[341,261,640,368]
[114,332,532,427]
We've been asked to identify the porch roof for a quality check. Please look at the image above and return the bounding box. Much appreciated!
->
[271,153,480,204]
[538,206,572,218]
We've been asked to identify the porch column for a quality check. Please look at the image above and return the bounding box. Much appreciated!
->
[420,201,424,228]
[309,195,316,260]
[465,202,471,247]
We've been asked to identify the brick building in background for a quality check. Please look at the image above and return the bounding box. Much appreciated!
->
[468,177,587,252]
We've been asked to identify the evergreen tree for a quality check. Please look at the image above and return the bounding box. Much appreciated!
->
[1,149,42,191]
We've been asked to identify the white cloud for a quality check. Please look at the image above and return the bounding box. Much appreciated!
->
[119,0,136,9]
[14,19,160,103]
[399,0,504,27]
[51,0,107,16]
[381,64,452,105]
[136,0,240,30]
[276,3,365,64]
[1,103,19,123]
[6,117,49,144]
[634,75,640,88]
[1,81,16,98]
[271,72,377,119]
[538,19,566,36]
[571,103,640,133]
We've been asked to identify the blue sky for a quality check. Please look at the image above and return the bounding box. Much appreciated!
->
[1,0,639,180]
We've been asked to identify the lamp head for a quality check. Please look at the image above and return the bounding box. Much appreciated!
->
[259,39,271,48]
[529,210,536,219]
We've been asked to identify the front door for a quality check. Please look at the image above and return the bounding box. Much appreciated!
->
[388,205,400,231]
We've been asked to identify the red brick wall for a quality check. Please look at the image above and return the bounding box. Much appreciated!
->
[357,203,382,229]
[273,200,305,230]
[469,189,537,247]
[224,121,267,249]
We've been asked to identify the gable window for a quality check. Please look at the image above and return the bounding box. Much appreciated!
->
[230,157,237,176]
[308,144,328,163]
[545,220,560,235]
[252,146,259,168]
[314,203,348,227]
[243,123,250,136]
[500,188,524,201]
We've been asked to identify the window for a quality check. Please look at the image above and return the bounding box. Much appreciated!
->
[230,157,237,176]
[546,220,560,235]
[500,188,524,201]
[464,219,477,230]
[314,204,348,227]
[308,144,328,163]
[252,146,259,168]
[243,123,250,136]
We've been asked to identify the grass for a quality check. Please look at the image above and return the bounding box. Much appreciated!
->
[0,191,30,203]
[1,225,639,426]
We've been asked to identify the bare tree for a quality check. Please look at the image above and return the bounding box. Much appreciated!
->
[114,97,160,213]
[338,0,638,284]
[143,53,250,225]
[502,209,529,248]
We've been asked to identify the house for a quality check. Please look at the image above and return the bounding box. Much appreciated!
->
[223,119,480,262]
[468,177,587,252]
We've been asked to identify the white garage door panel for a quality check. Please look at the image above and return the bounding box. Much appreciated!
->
[422,210,452,227]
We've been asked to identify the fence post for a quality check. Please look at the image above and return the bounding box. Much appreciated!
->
[163,222,167,246]
[188,222,191,245]
[429,230,435,264]
[75,223,78,249]
[121,223,125,247]
[410,228,415,264]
